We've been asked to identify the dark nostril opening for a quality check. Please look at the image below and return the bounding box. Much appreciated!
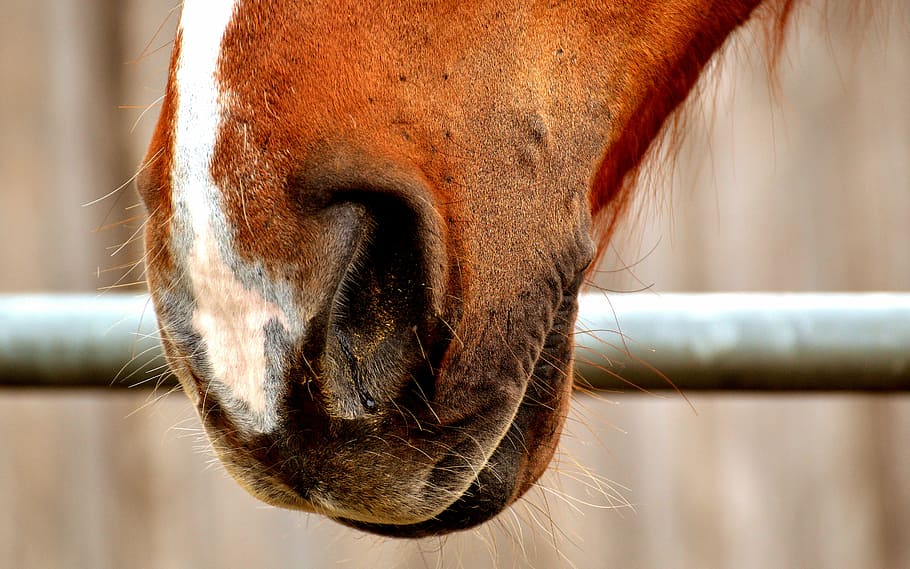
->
[326,193,440,413]
[334,197,424,332]
[284,154,454,419]
[332,196,428,364]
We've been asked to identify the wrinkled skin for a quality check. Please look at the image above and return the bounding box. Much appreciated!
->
[138,0,770,537]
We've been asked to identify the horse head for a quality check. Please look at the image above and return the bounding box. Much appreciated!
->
[138,0,771,536]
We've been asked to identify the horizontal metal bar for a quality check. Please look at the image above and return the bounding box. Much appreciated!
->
[0,295,163,389]
[1,293,908,391]
[575,293,910,391]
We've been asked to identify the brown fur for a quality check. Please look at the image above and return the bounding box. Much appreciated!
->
[139,0,817,537]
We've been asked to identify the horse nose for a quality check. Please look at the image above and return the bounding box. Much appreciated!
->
[288,163,453,420]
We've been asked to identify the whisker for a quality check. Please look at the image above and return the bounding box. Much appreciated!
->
[125,3,180,65]
[83,147,163,207]
[125,94,166,134]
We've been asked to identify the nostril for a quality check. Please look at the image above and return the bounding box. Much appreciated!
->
[334,198,424,335]
[284,154,454,420]
[322,194,440,416]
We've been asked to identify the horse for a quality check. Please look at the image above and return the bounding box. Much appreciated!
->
[138,0,828,537]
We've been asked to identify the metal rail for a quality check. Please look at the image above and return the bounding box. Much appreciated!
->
[1,293,908,391]
[575,293,910,391]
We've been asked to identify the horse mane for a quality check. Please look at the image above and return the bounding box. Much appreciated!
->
[588,0,879,267]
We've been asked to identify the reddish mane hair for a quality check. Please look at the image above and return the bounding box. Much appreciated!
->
[589,0,802,262]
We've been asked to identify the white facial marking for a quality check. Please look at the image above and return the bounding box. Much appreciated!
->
[172,0,286,432]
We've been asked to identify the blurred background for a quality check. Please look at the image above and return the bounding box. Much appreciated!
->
[1,1,908,568]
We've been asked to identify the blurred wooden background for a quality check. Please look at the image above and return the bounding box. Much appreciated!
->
[1,1,908,568]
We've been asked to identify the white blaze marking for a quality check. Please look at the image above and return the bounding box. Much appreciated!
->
[173,0,286,432]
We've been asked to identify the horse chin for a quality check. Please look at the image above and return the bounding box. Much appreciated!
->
[334,290,577,537]
[339,404,570,537]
